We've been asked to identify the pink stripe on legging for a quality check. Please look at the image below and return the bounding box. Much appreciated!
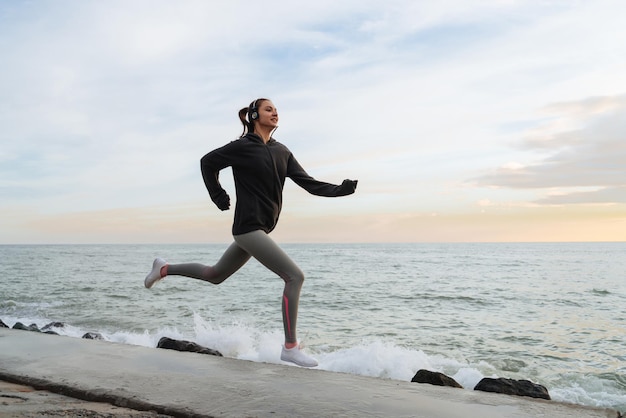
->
[283,294,292,339]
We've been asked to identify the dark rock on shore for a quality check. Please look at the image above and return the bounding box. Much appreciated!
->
[411,369,463,388]
[41,322,64,335]
[12,322,41,332]
[1,319,97,336]
[157,336,223,357]
[410,370,551,402]
[82,332,105,340]
[474,377,551,400]
[42,321,65,331]
[10,321,58,335]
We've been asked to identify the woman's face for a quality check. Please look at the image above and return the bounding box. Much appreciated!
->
[255,100,279,129]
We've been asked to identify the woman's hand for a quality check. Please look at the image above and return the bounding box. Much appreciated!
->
[337,179,358,196]
[214,191,231,210]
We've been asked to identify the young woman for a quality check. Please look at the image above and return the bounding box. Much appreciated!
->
[144,98,357,367]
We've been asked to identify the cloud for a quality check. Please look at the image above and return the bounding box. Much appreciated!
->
[472,94,626,204]
[2,1,626,242]
[536,186,626,205]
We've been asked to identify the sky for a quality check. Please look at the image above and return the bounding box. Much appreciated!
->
[1,0,625,244]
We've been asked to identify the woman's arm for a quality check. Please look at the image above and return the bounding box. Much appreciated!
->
[200,142,238,210]
[287,154,357,197]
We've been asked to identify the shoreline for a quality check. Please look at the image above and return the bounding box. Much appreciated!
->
[0,328,620,418]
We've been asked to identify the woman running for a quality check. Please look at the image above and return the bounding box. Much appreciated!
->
[144,98,358,367]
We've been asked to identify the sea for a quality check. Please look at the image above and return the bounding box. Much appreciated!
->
[0,242,624,412]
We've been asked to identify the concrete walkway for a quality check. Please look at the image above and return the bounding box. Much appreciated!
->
[0,380,168,417]
[0,328,620,417]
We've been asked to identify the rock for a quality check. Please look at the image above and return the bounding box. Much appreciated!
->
[82,332,104,340]
[12,322,41,332]
[411,369,463,388]
[41,322,64,335]
[42,322,65,331]
[474,377,551,400]
[0,319,8,328]
[12,322,28,331]
[157,336,223,357]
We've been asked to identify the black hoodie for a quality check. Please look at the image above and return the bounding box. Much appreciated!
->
[200,133,356,235]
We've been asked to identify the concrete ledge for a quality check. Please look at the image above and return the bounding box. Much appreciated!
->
[0,380,165,417]
[0,328,620,418]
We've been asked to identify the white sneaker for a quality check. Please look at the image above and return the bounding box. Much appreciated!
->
[144,258,167,289]
[280,344,318,368]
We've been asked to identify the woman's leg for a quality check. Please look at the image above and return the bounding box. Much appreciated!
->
[233,231,317,367]
[146,242,251,287]
[233,230,304,345]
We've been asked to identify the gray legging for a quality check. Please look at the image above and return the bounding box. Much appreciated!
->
[166,230,304,344]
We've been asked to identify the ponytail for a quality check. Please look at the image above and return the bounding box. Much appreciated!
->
[238,107,252,137]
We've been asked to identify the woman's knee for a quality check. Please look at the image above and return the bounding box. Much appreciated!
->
[208,276,228,285]
[203,266,228,285]
[286,269,305,287]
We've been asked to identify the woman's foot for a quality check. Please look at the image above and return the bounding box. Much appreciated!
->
[144,258,167,289]
[280,344,318,368]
